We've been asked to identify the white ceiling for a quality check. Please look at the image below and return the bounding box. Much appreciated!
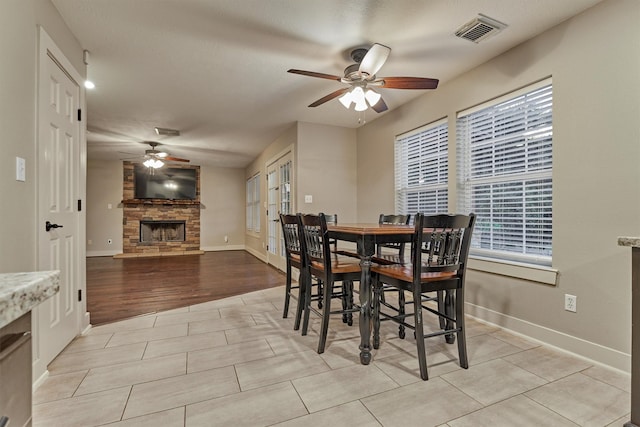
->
[52,0,602,168]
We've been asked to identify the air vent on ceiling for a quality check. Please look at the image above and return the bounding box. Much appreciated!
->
[455,14,507,43]
[154,127,180,136]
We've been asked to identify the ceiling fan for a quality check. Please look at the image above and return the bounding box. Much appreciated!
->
[139,141,190,168]
[288,43,439,113]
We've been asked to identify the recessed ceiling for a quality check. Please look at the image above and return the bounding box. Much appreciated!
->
[51,0,603,168]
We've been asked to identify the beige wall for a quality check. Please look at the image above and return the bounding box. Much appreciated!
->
[356,0,640,370]
[86,160,124,255]
[297,122,357,222]
[0,0,83,272]
[86,162,246,256]
[200,166,246,250]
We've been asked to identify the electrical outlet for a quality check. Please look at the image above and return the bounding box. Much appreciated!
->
[107,238,113,245]
[564,294,577,312]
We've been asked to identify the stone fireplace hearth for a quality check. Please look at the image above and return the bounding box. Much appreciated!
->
[116,162,202,258]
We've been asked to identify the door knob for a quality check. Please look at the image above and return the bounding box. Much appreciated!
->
[45,221,63,232]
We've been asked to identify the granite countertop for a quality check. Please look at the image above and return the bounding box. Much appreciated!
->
[619,237,640,247]
[0,270,60,328]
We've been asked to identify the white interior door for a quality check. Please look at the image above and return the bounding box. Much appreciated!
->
[266,151,293,271]
[33,30,82,379]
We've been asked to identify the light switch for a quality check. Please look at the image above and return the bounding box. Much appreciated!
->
[16,157,26,182]
[107,203,113,209]
[304,195,313,203]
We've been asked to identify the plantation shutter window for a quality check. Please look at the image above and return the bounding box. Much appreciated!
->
[395,119,448,215]
[457,79,553,265]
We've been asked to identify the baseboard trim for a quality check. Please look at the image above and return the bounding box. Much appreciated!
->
[32,369,49,391]
[87,250,120,257]
[201,245,245,252]
[466,302,631,373]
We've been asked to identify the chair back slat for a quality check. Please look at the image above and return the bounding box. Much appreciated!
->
[413,213,476,276]
[280,213,301,258]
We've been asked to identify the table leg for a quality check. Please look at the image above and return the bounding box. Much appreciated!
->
[359,254,373,365]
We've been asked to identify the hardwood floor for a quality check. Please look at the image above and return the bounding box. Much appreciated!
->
[86,251,285,325]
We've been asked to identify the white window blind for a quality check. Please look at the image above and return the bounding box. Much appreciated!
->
[457,79,553,265]
[246,173,260,232]
[395,119,448,215]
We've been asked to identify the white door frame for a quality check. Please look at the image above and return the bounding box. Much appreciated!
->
[33,27,87,384]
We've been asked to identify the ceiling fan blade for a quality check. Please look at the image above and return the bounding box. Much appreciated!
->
[371,97,388,113]
[359,43,391,77]
[164,156,190,162]
[308,88,350,107]
[378,77,439,89]
[287,69,342,81]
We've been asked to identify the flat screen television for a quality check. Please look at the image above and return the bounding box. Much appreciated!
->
[134,165,197,200]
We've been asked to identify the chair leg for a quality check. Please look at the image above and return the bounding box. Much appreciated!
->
[413,287,429,380]
[317,280,323,309]
[437,290,446,330]
[398,290,406,339]
[445,290,456,344]
[341,281,348,324]
[317,278,332,354]
[293,270,306,331]
[344,280,353,326]
[373,279,381,349]
[455,287,469,369]
[301,273,313,336]
[283,263,292,319]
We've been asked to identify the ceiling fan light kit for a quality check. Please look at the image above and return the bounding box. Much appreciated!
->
[143,158,164,169]
[288,42,439,114]
[139,141,189,168]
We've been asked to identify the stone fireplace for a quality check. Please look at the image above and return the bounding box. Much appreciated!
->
[118,162,202,257]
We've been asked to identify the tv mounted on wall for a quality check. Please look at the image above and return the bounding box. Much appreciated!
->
[133,165,197,200]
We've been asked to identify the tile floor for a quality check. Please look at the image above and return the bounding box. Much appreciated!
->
[33,285,631,426]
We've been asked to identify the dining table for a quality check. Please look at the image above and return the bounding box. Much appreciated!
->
[327,222,414,365]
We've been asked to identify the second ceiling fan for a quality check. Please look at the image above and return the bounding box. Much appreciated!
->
[288,43,439,113]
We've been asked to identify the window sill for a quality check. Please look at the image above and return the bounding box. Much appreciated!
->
[467,256,558,285]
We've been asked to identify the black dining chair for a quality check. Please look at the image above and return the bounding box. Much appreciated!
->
[373,214,411,338]
[372,213,476,380]
[298,213,361,354]
[279,213,308,331]
[373,213,411,264]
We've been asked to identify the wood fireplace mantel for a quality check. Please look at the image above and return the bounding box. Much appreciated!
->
[121,199,202,206]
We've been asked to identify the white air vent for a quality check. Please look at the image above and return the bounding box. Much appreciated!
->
[154,127,180,136]
[455,14,507,43]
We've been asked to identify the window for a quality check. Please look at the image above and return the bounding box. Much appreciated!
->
[457,79,553,265]
[395,119,448,215]
[246,173,260,233]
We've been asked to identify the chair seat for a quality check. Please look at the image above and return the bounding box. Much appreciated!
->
[372,263,456,282]
[311,255,361,274]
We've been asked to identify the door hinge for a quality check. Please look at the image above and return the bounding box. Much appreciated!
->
[77,109,82,121]
[78,289,82,302]
[77,199,82,212]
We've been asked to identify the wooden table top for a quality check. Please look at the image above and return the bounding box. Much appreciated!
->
[327,223,414,235]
